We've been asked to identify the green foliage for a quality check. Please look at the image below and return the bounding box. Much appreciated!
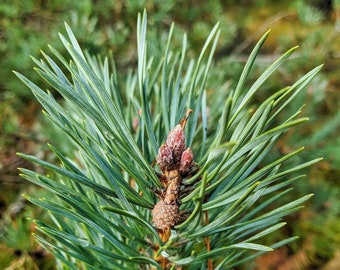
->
[0,0,237,158]
[0,0,88,96]
[15,10,322,269]
[295,0,326,26]
[0,199,55,270]
[0,0,237,100]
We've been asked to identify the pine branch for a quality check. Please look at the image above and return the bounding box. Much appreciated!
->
[15,10,321,270]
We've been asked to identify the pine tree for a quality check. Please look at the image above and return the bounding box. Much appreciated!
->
[15,11,322,270]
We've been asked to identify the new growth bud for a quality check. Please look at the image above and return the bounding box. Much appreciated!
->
[179,148,194,174]
[166,125,185,164]
[157,144,173,171]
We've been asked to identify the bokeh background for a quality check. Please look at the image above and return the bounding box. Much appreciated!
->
[1,0,339,269]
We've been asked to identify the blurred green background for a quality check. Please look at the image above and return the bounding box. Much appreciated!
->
[1,0,339,269]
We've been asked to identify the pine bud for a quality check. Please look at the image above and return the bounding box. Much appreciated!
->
[166,125,185,163]
[179,148,194,174]
[157,144,173,171]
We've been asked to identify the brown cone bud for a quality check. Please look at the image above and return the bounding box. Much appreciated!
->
[152,200,180,231]
[157,144,173,171]
[166,125,185,164]
[179,148,194,174]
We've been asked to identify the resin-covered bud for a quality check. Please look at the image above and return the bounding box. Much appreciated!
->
[157,144,173,171]
[166,125,185,163]
[179,148,194,174]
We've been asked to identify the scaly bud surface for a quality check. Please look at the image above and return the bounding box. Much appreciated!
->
[165,125,185,164]
[157,144,173,171]
[152,200,180,230]
[179,148,194,174]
